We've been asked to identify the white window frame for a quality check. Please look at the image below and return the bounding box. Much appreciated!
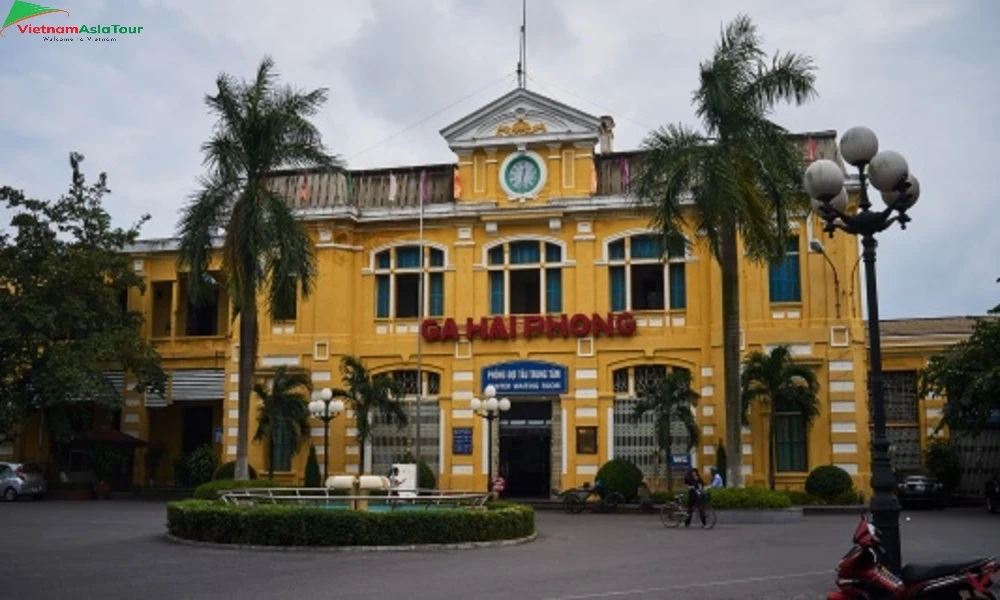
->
[372,244,447,320]
[484,238,568,316]
[605,232,689,312]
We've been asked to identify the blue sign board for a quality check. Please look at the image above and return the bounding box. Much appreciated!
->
[481,360,568,395]
[452,427,473,455]
[670,454,691,467]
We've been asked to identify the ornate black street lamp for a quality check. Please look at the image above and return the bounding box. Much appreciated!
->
[804,126,921,573]
[470,384,511,495]
[309,388,345,482]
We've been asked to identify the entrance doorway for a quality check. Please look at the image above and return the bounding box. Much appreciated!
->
[182,406,214,454]
[499,399,552,498]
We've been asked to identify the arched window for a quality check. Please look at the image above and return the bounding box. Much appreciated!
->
[612,364,694,479]
[373,245,445,319]
[486,239,564,315]
[607,234,686,312]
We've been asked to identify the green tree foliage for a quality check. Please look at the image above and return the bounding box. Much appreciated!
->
[304,445,322,487]
[632,368,699,492]
[741,345,821,490]
[595,458,645,502]
[632,15,817,488]
[177,56,340,480]
[0,152,164,448]
[924,437,961,497]
[921,316,1000,434]
[332,356,407,472]
[253,366,312,480]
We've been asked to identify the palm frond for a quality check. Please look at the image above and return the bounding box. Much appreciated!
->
[176,175,237,303]
[745,51,817,110]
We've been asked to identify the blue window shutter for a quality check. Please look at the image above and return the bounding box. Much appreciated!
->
[396,246,421,268]
[272,420,292,472]
[429,273,444,316]
[429,249,444,267]
[546,268,562,313]
[609,239,625,260]
[488,246,504,265]
[545,243,562,263]
[489,271,504,315]
[376,275,390,318]
[510,241,540,264]
[610,266,626,311]
[769,237,801,302]
[376,251,390,269]
[775,414,808,472]
[669,263,686,310]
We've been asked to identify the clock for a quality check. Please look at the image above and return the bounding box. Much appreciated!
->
[499,151,547,199]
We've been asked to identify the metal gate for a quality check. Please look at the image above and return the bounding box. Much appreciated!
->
[951,429,1000,500]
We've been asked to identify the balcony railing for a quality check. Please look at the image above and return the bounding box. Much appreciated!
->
[267,164,456,210]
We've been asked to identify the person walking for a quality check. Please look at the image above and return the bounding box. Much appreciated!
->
[684,467,707,527]
[389,467,406,497]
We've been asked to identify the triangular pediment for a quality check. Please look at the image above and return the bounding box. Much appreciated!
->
[440,88,601,151]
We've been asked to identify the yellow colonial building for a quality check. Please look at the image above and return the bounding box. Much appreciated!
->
[4,89,978,497]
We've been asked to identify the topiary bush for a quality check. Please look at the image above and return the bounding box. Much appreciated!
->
[166,500,535,546]
[805,465,855,503]
[304,446,321,488]
[830,489,865,505]
[193,479,289,500]
[782,490,823,506]
[595,458,644,502]
[180,445,216,487]
[710,487,792,509]
[214,461,258,481]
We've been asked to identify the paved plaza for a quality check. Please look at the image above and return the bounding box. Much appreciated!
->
[1,501,998,599]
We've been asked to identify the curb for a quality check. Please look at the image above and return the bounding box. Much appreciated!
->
[803,505,868,516]
[164,532,537,553]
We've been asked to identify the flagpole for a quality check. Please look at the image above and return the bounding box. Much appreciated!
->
[415,174,425,486]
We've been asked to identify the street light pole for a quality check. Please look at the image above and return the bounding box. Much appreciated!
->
[809,239,842,320]
[804,126,920,574]
[309,388,345,482]
[470,384,511,495]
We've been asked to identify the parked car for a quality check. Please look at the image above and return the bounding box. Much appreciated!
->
[0,462,47,501]
[895,471,946,509]
[986,473,999,514]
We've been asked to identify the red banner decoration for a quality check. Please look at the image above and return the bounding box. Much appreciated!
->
[420,312,636,342]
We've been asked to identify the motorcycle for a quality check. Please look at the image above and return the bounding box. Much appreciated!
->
[828,513,1000,599]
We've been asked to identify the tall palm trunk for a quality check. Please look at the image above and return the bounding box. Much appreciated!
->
[721,223,743,488]
[665,412,673,494]
[235,283,257,481]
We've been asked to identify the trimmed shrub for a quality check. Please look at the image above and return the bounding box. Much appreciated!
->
[805,465,855,503]
[595,458,644,502]
[830,489,865,505]
[782,490,823,506]
[417,461,436,491]
[304,447,322,488]
[175,445,216,487]
[925,438,961,496]
[193,479,289,500]
[715,442,728,486]
[214,461,258,481]
[710,487,792,510]
[166,500,535,546]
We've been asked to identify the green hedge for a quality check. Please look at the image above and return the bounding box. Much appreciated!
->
[214,461,258,481]
[648,487,791,509]
[782,490,824,506]
[166,500,535,547]
[193,479,289,500]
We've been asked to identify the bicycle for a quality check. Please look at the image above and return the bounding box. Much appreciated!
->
[557,485,626,514]
[660,489,717,529]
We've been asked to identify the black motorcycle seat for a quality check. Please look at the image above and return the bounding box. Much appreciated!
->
[901,558,989,584]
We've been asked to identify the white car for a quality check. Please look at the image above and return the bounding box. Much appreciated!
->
[0,462,47,501]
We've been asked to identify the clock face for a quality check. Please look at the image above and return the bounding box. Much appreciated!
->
[504,155,542,195]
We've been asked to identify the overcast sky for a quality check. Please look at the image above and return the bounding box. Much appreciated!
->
[0,0,996,319]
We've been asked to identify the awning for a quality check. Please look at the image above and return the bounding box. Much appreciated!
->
[72,427,148,447]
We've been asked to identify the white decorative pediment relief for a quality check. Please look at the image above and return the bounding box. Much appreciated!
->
[440,88,601,151]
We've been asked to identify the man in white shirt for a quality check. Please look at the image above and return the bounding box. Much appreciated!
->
[710,467,724,488]
[389,467,406,496]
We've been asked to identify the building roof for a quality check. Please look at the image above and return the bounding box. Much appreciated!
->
[878,316,994,338]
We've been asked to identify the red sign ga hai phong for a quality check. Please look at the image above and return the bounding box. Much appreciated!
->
[420,312,637,342]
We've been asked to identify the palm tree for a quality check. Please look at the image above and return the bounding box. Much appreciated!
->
[632,15,817,488]
[740,345,820,490]
[253,366,312,480]
[336,356,407,473]
[633,368,700,492]
[177,56,340,480]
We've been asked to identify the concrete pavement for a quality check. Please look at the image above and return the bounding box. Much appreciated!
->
[1,500,998,599]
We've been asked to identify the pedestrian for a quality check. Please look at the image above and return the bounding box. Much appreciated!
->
[683,467,707,527]
[389,467,406,497]
[710,467,724,489]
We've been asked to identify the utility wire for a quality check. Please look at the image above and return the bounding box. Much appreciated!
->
[526,73,657,132]
[348,72,518,163]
